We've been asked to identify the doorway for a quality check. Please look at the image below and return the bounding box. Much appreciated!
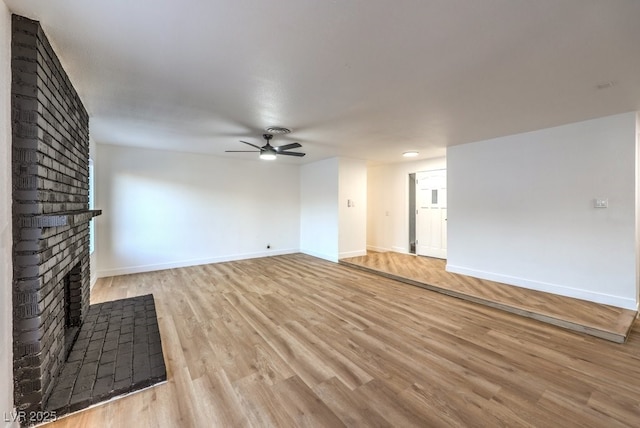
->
[408,173,416,254]
[415,169,447,259]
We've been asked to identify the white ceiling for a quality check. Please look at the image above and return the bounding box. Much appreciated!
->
[5,0,640,164]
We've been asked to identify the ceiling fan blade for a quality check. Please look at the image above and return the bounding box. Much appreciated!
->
[278,151,306,157]
[240,140,262,150]
[275,142,302,152]
[225,150,260,153]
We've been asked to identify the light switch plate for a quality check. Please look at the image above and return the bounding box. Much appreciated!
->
[594,198,608,208]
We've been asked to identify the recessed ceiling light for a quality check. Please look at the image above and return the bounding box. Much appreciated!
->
[265,126,291,134]
[403,151,419,158]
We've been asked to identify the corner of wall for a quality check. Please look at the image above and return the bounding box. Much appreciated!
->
[1,1,17,424]
[636,111,640,310]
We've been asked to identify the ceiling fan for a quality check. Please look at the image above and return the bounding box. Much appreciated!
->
[226,133,305,160]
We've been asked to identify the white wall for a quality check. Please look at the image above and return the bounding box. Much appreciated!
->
[367,157,446,253]
[448,112,638,309]
[1,1,16,424]
[95,144,301,276]
[338,158,368,258]
[300,158,339,261]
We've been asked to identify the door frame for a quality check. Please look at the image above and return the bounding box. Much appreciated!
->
[408,173,416,254]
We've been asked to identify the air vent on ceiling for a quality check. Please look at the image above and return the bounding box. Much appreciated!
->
[265,126,291,134]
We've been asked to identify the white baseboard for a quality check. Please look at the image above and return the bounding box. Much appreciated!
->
[339,249,367,259]
[366,245,391,252]
[365,245,413,255]
[96,248,299,278]
[391,246,411,255]
[300,249,338,263]
[446,264,638,310]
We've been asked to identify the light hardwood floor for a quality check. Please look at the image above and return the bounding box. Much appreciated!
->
[340,251,637,343]
[44,254,640,427]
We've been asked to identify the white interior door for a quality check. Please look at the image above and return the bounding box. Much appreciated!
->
[416,169,447,259]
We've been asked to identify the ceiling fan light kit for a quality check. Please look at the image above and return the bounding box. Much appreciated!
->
[226,132,305,160]
[259,149,277,160]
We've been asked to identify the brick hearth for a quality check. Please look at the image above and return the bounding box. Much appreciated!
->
[45,295,166,415]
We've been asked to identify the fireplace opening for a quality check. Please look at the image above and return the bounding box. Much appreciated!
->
[63,263,82,358]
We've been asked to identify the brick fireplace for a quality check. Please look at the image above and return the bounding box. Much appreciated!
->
[11,15,101,414]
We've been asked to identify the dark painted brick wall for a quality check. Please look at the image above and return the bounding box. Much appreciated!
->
[11,15,92,414]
